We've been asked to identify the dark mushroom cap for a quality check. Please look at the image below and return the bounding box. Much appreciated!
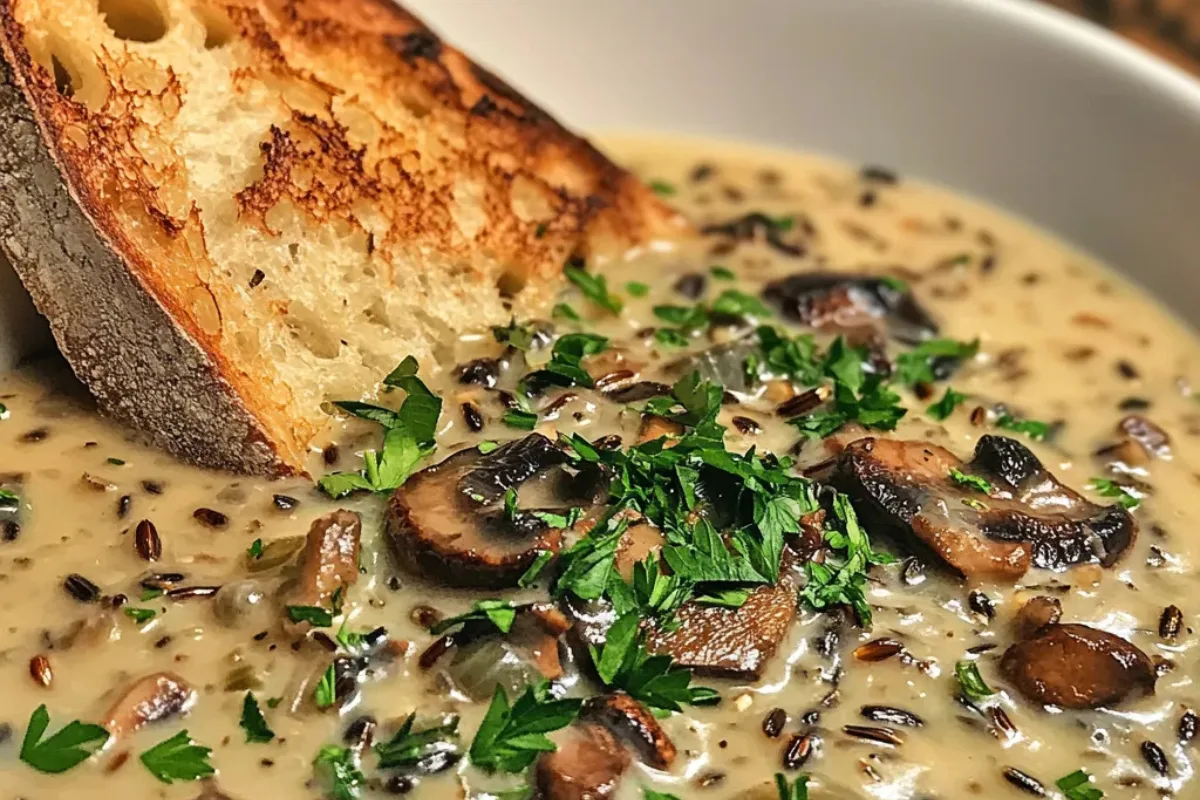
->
[761,272,938,345]
[1000,623,1156,709]
[535,722,630,800]
[581,693,677,769]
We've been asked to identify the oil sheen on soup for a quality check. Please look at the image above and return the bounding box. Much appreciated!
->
[1,135,1198,800]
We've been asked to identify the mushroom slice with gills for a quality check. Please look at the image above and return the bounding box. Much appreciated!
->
[285,510,362,610]
[102,672,196,738]
[834,435,1136,579]
[433,604,571,701]
[1000,623,1156,709]
[388,434,586,588]
[536,722,631,800]
[761,272,939,345]
[580,693,677,769]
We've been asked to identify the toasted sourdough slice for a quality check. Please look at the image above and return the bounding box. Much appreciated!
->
[0,0,684,474]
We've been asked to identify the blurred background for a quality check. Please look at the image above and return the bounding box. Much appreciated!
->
[1049,0,1200,73]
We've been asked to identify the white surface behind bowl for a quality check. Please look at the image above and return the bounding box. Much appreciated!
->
[4,0,1200,370]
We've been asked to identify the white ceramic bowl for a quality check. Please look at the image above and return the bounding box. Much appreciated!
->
[4,0,1200,369]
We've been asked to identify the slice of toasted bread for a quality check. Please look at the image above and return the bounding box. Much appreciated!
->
[0,0,683,475]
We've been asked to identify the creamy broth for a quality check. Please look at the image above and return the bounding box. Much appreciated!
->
[2,135,1200,800]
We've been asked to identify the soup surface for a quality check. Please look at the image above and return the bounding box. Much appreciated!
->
[2,135,1199,800]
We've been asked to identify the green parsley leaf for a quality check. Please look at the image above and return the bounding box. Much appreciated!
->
[552,302,581,322]
[588,613,715,712]
[492,319,537,351]
[430,599,517,636]
[649,179,676,196]
[477,440,500,454]
[529,507,584,530]
[654,328,690,348]
[518,550,555,588]
[313,745,364,800]
[1057,769,1103,800]
[644,790,683,800]
[879,275,908,292]
[468,683,582,773]
[502,409,539,430]
[955,659,997,702]
[123,607,156,624]
[626,281,650,297]
[287,605,334,627]
[382,356,442,445]
[801,494,893,626]
[710,265,735,280]
[565,264,623,314]
[1089,478,1141,510]
[139,730,215,784]
[895,338,979,386]
[653,304,709,329]
[709,289,770,319]
[522,332,609,392]
[662,520,769,585]
[694,587,751,608]
[314,664,338,709]
[926,387,967,421]
[949,468,992,494]
[752,326,821,385]
[247,538,263,560]
[995,412,1052,441]
[775,772,810,800]
[140,586,164,601]
[0,401,8,419]
[240,692,275,743]
[19,705,109,774]
[0,487,19,508]
[553,520,626,601]
[375,712,460,770]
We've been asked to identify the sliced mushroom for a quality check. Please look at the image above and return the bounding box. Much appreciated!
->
[103,672,196,738]
[581,693,677,769]
[1000,623,1156,708]
[387,435,575,588]
[1119,415,1170,460]
[646,555,800,680]
[1011,596,1062,639]
[535,722,630,800]
[761,272,938,345]
[288,510,362,609]
[835,435,1137,579]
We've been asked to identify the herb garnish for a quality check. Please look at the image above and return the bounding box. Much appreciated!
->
[788,338,906,438]
[240,692,275,743]
[775,772,811,800]
[123,607,157,624]
[139,730,215,784]
[321,356,442,497]
[429,599,516,636]
[801,494,894,626]
[949,468,992,494]
[626,281,650,297]
[492,319,538,351]
[995,412,1051,441]
[19,705,109,774]
[313,664,338,709]
[468,683,581,773]
[0,487,18,507]
[287,605,334,628]
[564,264,623,314]
[649,179,676,196]
[518,550,555,587]
[926,387,967,421]
[552,303,581,322]
[374,713,460,770]
[502,409,539,430]
[313,745,365,800]
[247,538,263,560]
[645,790,683,800]
[1057,769,1104,800]
[590,613,718,712]
[710,265,735,280]
[894,338,979,386]
[521,333,608,393]
[955,660,997,702]
[1088,478,1141,510]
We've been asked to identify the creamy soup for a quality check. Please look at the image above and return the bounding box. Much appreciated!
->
[2,135,1199,800]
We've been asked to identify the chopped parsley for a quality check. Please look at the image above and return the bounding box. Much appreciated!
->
[477,440,500,454]
[0,487,18,508]
[552,302,581,322]
[710,265,735,280]
[949,468,992,494]
[492,319,538,351]
[140,586,164,601]
[645,790,683,800]
[894,338,979,386]
[995,412,1052,441]
[429,599,516,636]
[240,692,275,743]
[649,179,676,196]
[517,550,555,587]
[565,264,623,314]
[374,713,460,770]
[123,607,157,624]
[502,409,539,430]
[0,401,7,419]
[313,745,365,800]
[801,494,894,626]
[521,332,608,392]
[775,773,810,800]
[286,605,334,628]
[626,281,650,297]
[955,660,996,702]
[589,613,718,712]
[468,683,582,773]
[247,538,263,560]
[139,730,215,784]
[709,289,770,319]
[1089,478,1141,510]
[321,356,442,498]
[926,387,967,421]
[19,705,109,774]
[313,664,338,709]
[789,338,906,438]
[1057,769,1103,800]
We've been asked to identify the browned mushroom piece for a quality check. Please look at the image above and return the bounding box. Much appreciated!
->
[835,435,1137,579]
[431,603,572,701]
[761,272,939,345]
[288,510,362,609]
[637,414,684,445]
[102,672,196,738]
[535,723,631,800]
[581,693,677,769]
[1011,596,1062,639]
[646,554,800,681]
[1000,623,1156,709]
[387,435,581,588]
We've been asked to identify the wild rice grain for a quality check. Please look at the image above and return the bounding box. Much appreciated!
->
[28,654,52,688]
[781,733,814,769]
[63,573,101,603]
[860,705,924,728]
[762,708,788,738]
[135,519,162,562]
[1141,740,1170,776]
[193,508,228,528]
[842,725,903,747]
[1002,767,1047,796]
[1159,605,1184,640]
[853,638,904,662]
[1180,709,1199,744]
